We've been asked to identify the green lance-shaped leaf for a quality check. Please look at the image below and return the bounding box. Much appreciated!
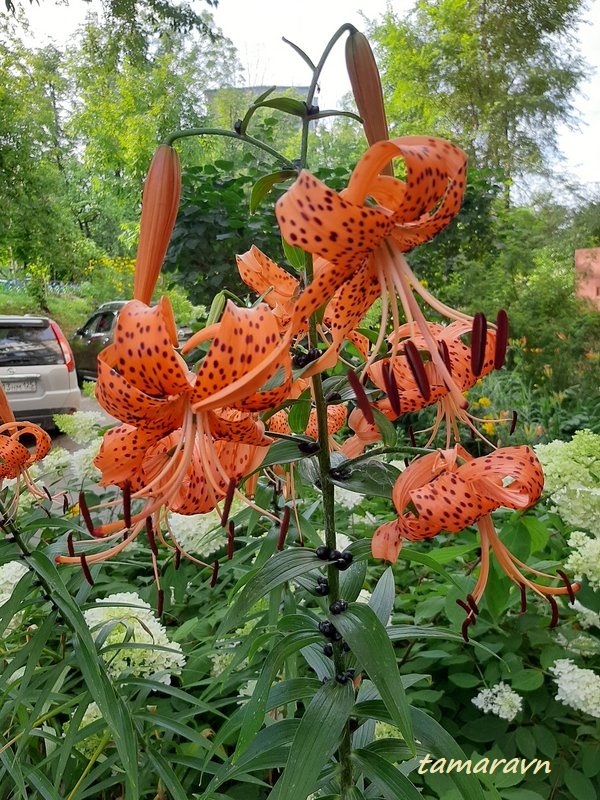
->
[287,391,312,434]
[410,706,491,800]
[268,680,355,800]
[219,549,323,635]
[282,236,307,271]
[27,552,139,799]
[332,603,415,753]
[253,439,316,472]
[330,459,401,499]
[353,748,423,800]
[258,97,309,116]
[371,407,397,447]
[233,629,323,760]
[250,169,297,213]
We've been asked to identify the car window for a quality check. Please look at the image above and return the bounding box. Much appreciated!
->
[81,312,115,336]
[0,323,63,366]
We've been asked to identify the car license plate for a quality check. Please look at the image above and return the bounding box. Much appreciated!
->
[1,380,37,394]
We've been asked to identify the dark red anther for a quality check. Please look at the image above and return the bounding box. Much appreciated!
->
[62,494,69,514]
[509,410,518,435]
[382,361,401,417]
[157,589,164,617]
[123,481,132,530]
[461,615,474,642]
[404,458,410,468]
[347,370,374,425]
[220,479,236,528]
[145,517,158,557]
[557,570,576,604]
[438,339,452,373]
[456,598,471,614]
[548,596,559,628]
[67,532,75,557]
[277,506,291,551]
[519,583,527,612]
[227,520,235,560]
[78,491,95,536]
[174,549,181,570]
[466,594,479,615]
[471,312,487,377]
[407,425,416,447]
[210,560,219,588]
[80,554,94,586]
[404,340,431,401]
[494,309,509,369]
[43,485,52,502]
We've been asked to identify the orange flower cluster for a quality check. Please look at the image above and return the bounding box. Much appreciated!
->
[0,384,53,521]
[56,133,575,627]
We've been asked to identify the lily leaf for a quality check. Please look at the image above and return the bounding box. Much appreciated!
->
[250,169,297,212]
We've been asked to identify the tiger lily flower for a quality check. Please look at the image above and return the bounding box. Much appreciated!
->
[367,319,506,446]
[276,136,469,381]
[372,445,578,633]
[0,384,53,519]
[58,146,293,571]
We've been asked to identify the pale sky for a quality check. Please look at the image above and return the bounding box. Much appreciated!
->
[18,0,600,189]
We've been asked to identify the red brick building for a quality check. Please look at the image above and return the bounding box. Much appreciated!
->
[574,248,600,308]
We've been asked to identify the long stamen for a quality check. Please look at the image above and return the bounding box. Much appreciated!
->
[347,370,375,424]
[471,312,487,377]
[382,361,401,416]
[494,310,509,369]
[403,341,431,401]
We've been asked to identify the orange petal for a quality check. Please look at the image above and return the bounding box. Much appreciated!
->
[191,301,293,412]
[236,246,299,318]
[0,437,31,479]
[96,357,188,435]
[94,424,161,488]
[105,298,192,397]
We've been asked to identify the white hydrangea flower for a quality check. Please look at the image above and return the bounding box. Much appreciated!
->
[550,659,600,718]
[64,702,108,759]
[70,440,102,482]
[564,531,600,591]
[83,592,185,684]
[0,561,29,634]
[535,430,600,531]
[556,632,600,657]
[334,486,364,511]
[53,410,105,445]
[168,509,229,556]
[28,447,71,482]
[472,682,523,721]
[572,599,600,629]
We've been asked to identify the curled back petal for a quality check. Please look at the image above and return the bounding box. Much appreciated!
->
[106,298,192,397]
[96,357,188,435]
[191,302,293,413]
[236,246,299,320]
[94,424,162,488]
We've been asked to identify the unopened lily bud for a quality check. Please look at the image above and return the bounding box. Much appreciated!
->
[345,30,392,175]
[134,144,181,305]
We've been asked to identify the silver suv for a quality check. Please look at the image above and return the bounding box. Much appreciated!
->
[0,315,81,429]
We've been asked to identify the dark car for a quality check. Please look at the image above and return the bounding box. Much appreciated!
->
[70,301,127,384]
[70,301,193,383]
[0,315,81,429]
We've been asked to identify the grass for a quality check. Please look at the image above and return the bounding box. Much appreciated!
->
[0,289,96,337]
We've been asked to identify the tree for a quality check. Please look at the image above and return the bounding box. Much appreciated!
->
[370,0,587,192]
[0,19,94,279]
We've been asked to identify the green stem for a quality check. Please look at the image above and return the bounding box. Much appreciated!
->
[164,127,294,169]
[304,254,353,797]
[298,23,357,169]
